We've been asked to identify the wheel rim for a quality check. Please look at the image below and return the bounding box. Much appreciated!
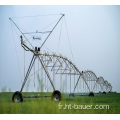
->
[54,94,60,101]
[89,92,94,96]
[14,95,21,103]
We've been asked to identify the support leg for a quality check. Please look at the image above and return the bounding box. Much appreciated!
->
[38,56,55,91]
[20,55,36,92]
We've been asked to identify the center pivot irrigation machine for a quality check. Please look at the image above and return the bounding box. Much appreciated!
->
[9,14,112,102]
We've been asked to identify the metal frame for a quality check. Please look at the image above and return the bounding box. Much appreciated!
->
[10,14,112,100]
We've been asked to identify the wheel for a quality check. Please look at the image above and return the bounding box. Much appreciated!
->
[102,91,106,94]
[51,90,61,101]
[89,92,94,97]
[69,93,75,97]
[12,91,23,103]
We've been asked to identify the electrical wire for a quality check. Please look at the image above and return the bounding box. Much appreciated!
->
[57,18,63,53]
[10,14,61,19]
[64,17,75,65]
[10,21,23,84]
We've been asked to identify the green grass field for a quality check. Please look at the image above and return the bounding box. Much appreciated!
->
[0,92,120,114]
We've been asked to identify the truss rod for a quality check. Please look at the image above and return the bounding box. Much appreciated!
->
[9,18,34,49]
[40,14,65,49]
[73,75,81,92]
[38,56,55,91]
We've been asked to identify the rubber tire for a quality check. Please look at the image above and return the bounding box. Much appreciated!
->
[89,92,94,97]
[12,91,23,103]
[69,93,75,97]
[102,91,106,94]
[51,90,61,101]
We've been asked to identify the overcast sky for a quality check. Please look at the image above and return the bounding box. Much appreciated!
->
[0,5,120,92]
